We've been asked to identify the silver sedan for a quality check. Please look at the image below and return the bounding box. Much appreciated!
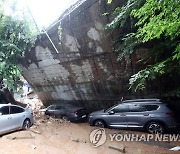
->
[0,104,33,135]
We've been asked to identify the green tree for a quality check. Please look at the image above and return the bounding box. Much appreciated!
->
[107,0,180,96]
[0,0,38,89]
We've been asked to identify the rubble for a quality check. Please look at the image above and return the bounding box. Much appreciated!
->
[71,138,79,143]
[71,138,87,143]
[169,146,180,151]
[108,146,126,153]
[6,136,16,140]
[8,136,35,140]
[6,134,35,140]
[29,128,41,134]
[31,145,37,150]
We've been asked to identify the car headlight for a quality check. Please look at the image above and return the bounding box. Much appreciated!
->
[88,115,92,119]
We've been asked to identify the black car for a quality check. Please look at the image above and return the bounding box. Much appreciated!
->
[44,104,87,122]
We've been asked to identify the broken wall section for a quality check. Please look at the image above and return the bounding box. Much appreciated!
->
[19,0,159,111]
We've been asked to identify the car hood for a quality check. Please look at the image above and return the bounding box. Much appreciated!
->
[90,109,105,116]
[39,108,47,112]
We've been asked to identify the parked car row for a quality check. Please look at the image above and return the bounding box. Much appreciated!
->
[0,99,179,135]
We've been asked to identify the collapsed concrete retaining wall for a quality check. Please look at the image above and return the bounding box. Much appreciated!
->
[19,0,160,111]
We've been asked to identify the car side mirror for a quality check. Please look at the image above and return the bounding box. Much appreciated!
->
[108,110,115,115]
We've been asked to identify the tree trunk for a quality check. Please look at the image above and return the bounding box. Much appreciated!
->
[0,88,26,107]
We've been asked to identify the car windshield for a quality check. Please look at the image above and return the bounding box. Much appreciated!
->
[104,104,117,112]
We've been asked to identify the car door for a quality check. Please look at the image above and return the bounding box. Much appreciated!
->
[53,106,64,117]
[10,106,25,129]
[0,106,11,133]
[105,104,129,128]
[127,104,149,128]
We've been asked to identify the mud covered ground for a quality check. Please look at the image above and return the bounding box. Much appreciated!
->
[0,116,179,154]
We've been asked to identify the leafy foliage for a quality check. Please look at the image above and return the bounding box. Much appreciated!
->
[108,0,180,96]
[132,0,180,42]
[107,0,113,4]
[0,0,38,89]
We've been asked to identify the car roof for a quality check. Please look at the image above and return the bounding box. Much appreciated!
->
[50,104,85,111]
[0,103,24,108]
[0,104,10,107]
[119,99,163,105]
[122,99,160,102]
[124,102,163,105]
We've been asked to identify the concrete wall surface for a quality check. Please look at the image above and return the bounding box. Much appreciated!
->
[19,0,161,111]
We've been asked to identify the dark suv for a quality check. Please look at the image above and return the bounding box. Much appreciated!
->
[88,99,179,133]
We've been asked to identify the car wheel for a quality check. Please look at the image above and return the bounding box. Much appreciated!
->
[22,119,31,130]
[94,120,106,128]
[62,115,69,121]
[146,122,165,134]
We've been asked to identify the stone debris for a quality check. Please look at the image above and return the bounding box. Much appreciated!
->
[108,146,126,153]
[30,133,36,138]
[6,136,16,140]
[6,136,35,140]
[29,128,41,134]
[71,138,79,143]
[137,149,142,154]
[71,138,87,143]
[31,145,37,150]
[49,117,63,123]
[34,115,63,124]
[169,146,180,151]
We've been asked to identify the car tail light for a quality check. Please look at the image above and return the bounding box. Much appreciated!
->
[166,112,174,116]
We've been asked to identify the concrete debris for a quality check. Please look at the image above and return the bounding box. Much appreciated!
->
[6,136,16,140]
[29,129,41,134]
[34,115,63,125]
[6,136,35,140]
[27,90,35,99]
[137,149,142,154]
[15,91,44,118]
[71,138,79,143]
[71,138,87,143]
[108,146,126,153]
[49,117,63,123]
[169,146,180,151]
[30,133,36,138]
[30,125,38,129]
[31,145,37,150]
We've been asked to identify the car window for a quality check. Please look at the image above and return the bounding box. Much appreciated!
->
[129,104,146,112]
[48,105,55,110]
[112,105,129,113]
[0,106,10,115]
[55,106,62,110]
[10,106,24,114]
[105,104,118,112]
[144,105,159,111]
